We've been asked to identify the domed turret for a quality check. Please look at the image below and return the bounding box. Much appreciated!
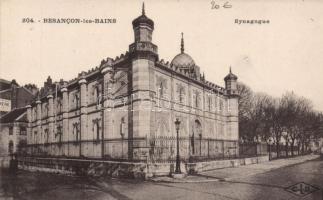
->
[224,67,238,95]
[132,3,154,29]
[132,3,154,42]
[171,33,195,68]
[129,3,158,61]
[171,53,195,68]
[171,33,200,79]
[224,67,238,81]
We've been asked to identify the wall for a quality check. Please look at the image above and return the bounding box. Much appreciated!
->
[17,155,269,179]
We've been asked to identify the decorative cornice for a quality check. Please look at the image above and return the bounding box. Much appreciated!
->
[101,66,113,75]
[61,87,68,92]
[78,79,87,85]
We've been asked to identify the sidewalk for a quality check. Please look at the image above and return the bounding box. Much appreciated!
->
[150,154,320,183]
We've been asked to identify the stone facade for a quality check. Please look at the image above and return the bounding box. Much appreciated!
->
[25,5,239,162]
[0,107,28,168]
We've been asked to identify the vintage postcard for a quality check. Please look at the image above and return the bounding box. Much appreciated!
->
[0,0,322,199]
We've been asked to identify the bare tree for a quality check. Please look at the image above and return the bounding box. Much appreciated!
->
[237,82,254,141]
[237,82,322,158]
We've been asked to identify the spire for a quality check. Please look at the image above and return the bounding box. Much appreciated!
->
[142,2,145,15]
[224,66,238,81]
[181,32,184,53]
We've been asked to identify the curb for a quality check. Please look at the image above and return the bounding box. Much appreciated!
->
[149,155,320,183]
[149,177,223,183]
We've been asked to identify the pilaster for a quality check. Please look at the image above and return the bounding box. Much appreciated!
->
[26,105,32,145]
[61,87,69,155]
[79,78,87,156]
[61,85,70,155]
[101,64,114,158]
[36,100,42,144]
[47,94,54,143]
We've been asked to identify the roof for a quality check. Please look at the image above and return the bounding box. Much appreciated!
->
[171,33,196,69]
[224,68,238,81]
[171,53,196,68]
[0,107,27,123]
[132,3,154,29]
[0,78,11,85]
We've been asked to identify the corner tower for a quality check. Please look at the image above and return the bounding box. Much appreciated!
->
[224,67,239,141]
[129,3,158,160]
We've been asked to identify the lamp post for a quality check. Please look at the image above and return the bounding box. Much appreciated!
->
[175,118,181,174]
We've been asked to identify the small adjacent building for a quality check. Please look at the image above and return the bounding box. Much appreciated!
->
[0,79,37,117]
[0,107,28,167]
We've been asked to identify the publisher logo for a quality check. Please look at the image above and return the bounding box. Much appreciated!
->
[285,182,320,197]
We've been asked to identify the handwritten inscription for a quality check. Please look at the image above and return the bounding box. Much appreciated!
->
[211,0,232,10]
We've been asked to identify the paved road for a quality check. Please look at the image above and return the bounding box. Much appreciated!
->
[1,157,322,200]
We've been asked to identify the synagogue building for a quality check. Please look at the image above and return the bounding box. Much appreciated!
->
[25,4,239,162]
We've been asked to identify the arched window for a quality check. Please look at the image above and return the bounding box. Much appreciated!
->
[34,131,38,144]
[73,93,80,109]
[92,119,101,141]
[9,127,13,135]
[194,92,200,108]
[8,140,13,154]
[73,123,80,141]
[208,96,212,111]
[20,127,26,135]
[56,98,62,114]
[44,103,49,117]
[195,120,202,136]
[194,120,202,155]
[214,96,218,111]
[191,119,202,155]
[219,99,223,111]
[159,82,164,98]
[120,117,125,138]
[96,85,102,103]
[33,108,37,121]
[56,124,62,143]
[179,87,184,103]
[44,129,49,143]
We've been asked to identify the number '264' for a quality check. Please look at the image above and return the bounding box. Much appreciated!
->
[22,18,34,23]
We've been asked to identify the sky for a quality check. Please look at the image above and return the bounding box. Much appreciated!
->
[1,0,323,111]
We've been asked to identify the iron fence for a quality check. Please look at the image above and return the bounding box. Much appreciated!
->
[268,144,309,159]
[21,137,272,163]
[148,137,240,163]
[239,142,268,157]
[19,137,315,165]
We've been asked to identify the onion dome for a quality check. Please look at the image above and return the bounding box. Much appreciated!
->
[171,53,195,68]
[132,2,154,29]
[224,67,238,81]
[171,33,195,68]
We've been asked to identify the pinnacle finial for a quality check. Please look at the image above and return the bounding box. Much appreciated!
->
[142,2,145,15]
[229,66,232,73]
[181,32,184,53]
